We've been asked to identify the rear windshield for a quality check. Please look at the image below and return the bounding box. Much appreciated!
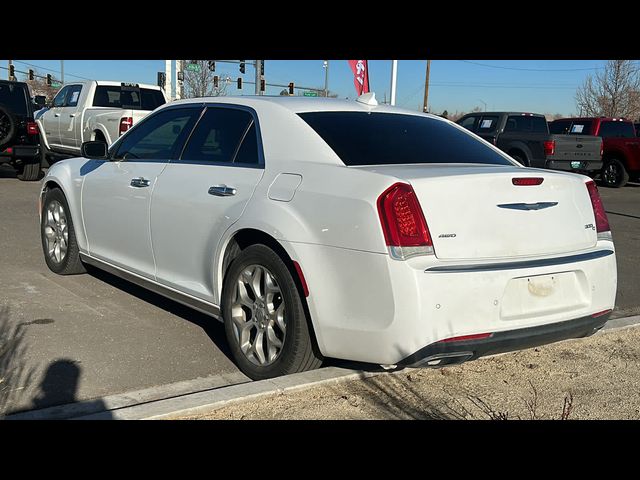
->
[93,86,166,110]
[298,112,512,166]
[598,121,635,138]
[0,82,29,116]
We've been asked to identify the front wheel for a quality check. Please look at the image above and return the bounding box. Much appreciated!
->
[222,244,322,380]
[41,188,86,275]
[601,158,629,188]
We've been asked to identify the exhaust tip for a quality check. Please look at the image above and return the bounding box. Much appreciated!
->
[411,352,474,368]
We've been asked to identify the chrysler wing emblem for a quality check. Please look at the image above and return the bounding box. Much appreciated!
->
[497,202,558,211]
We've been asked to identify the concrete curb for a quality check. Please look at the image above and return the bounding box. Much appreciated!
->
[7,314,640,420]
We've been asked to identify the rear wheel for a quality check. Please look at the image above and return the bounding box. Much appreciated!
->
[41,188,86,275]
[222,244,322,380]
[601,158,629,188]
[510,152,529,167]
[17,157,41,181]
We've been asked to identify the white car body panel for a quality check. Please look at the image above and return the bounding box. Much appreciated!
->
[40,96,617,366]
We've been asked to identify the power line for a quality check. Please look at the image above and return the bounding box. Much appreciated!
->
[458,60,602,72]
[12,60,92,80]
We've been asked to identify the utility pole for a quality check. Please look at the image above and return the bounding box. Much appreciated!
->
[165,60,172,100]
[390,60,398,106]
[255,60,262,95]
[422,59,431,113]
[323,60,329,97]
[175,59,183,100]
[8,60,13,80]
[61,60,64,84]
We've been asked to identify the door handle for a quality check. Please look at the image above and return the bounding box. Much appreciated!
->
[130,177,151,188]
[54,113,60,117]
[70,114,76,118]
[208,185,237,197]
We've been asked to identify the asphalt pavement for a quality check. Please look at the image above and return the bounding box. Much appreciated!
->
[0,164,638,415]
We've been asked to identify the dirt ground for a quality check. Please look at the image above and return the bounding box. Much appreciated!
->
[183,326,640,420]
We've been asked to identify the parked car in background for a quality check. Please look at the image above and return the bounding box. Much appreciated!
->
[36,80,166,164]
[457,112,602,175]
[39,95,616,380]
[634,123,640,137]
[549,117,640,187]
[0,79,43,180]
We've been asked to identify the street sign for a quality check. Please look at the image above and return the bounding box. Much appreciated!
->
[303,91,318,97]
[186,63,201,72]
[51,82,62,88]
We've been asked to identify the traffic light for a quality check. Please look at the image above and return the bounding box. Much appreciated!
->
[177,71,184,82]
[260,79,266,92]
[239,60,245,74]
[214,76,219,88]
[9,64,15,79]
[208,61,215,72]
[237,77,242,89]
[46,74,52,85]
[260,61,264,76]
[157,71,166,88]
[28,69,34,81]
[288,82,294,95]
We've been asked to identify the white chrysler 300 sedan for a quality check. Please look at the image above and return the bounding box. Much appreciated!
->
[38,94,617,380]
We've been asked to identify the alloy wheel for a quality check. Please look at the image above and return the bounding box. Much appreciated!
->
[43,200,69,264]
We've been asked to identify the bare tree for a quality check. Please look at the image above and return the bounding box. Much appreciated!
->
[22,71,61,102]
[575,60,640,119]
[182,60,228,99]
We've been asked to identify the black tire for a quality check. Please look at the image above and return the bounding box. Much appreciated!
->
[601,158,629,188]
[221,244,322,380]
[511,152,529,167]
[0,104,16,147]
[41,188,86,275]
[17,158,41,181]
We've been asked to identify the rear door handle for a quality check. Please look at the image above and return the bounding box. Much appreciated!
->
[70,114,76,118]
[54,113,60,117]
[208,185,237,196]
[130,177,151,188]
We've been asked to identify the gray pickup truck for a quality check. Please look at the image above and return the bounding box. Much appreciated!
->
[456,112,602,175]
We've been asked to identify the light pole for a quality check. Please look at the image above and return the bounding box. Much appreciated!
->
[323,60,329,97]
[478,99,487,111]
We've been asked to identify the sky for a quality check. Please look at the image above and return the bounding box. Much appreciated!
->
[1,59,608,116]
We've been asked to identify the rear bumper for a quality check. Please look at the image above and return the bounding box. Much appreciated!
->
[399,312,610,367]
[546,159,602,173]
[0,145,39,163]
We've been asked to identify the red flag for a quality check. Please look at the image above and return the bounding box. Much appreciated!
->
[348,60,370,95]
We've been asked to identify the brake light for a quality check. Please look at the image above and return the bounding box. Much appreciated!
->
[119,117,133,135]
[438,333,493,343]
[543,140,555,156]
[27,121,39,135]
[377,182,433,260]
[585,180,610,239]
[512,177,544,186]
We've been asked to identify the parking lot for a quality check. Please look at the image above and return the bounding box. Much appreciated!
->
[0,165,639,415]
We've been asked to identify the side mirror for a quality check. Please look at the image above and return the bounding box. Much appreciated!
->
[81,141,108,160]
[34,95,47,109]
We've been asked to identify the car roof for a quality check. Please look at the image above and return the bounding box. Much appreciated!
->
[462,111,545,117]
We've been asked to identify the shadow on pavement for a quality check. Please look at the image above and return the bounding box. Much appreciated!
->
[31,359,81,410]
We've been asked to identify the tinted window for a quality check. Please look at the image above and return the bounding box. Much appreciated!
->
[477,115,499,132]
[113,108,199,160]
[234,123,260,165]
[569,121,592,135]
[0,82,28,116]
[181,108,254,164]
[505,115,548,133]
[459,115,478,131]
[549,120,571,134]
[299,112,512,166]
[598,121,635,138]
[531,117,548,133]
[93,86,166,111]
[65,85,82,107]
[52,86,70,108]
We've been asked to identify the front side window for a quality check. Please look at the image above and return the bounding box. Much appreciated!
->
[459,115,479,131]
[180,108,258,165]
[112,108,200,160]
[299,112,512,166]
[52,86,70,108]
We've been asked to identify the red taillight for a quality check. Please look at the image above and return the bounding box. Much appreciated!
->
[377,183,432,248]
[591,309,612,318]
[585,180,610,233]
[292,261,309,297]
[27,121,39,135]
[512,177,544,186]
[438,333,493,343]
[119,117,133,135]
[543,140,555,156]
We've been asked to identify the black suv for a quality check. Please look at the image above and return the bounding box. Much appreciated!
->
[0,80,44,180]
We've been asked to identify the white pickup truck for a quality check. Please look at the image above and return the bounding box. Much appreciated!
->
[36,80,167,162]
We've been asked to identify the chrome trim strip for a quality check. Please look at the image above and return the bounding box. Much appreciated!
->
[80,254,221,318]
[425,249,614,273]
[497,202,558,211]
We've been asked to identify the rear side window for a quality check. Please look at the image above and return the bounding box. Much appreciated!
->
[505,115,548,133]
[598,121,635,138]
[65,85,82,107]
[477,115,499,132]
[93,86,166,110]
[299,112,512,166]
[549,120,571,134]
[0,82,29,115]
[180,108,256,164]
